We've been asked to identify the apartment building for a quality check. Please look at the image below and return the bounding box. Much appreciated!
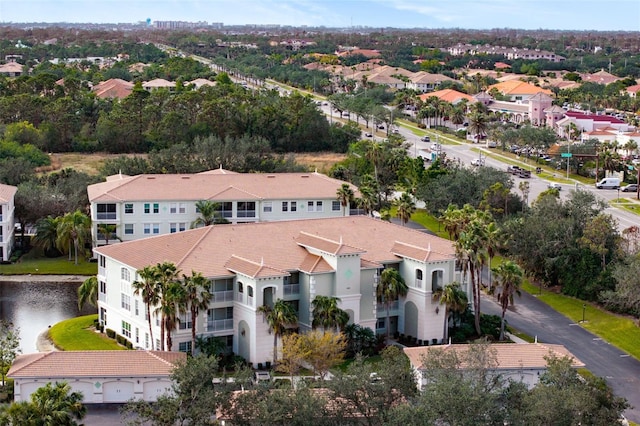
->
[87,169,358,247]
[94,216,463,365]
[0,183,17,262]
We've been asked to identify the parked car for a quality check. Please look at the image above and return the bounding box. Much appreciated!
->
[518,170,532,178]
[622,184,638,192]
[364,132,372,138]
[421,136,431,142]
[471,158,485,166]
[507,165,522,174]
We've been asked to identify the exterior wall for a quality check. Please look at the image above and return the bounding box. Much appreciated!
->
[13,376,173,403]
[0,197,15,262]
[91,197,346,246]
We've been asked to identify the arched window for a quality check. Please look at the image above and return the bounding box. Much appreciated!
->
[415,269,423,289]
[432,270,443,292]
[247,286,253,297]
[238,282,244,293]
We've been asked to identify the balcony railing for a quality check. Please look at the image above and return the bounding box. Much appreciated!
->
[96,213,117,220]
[284,284,300,295]
[376,301,399,312]
[415,278,423,289]
[212,290,234,303]
[236,293,244,303]
[247,295,254,306]
[236,211,256,218]
[207,318,233,332]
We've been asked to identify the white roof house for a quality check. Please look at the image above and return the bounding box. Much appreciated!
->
[87,169,358,247]
[0,183,17,262]
[94,216,463,365]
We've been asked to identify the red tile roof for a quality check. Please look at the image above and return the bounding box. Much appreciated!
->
[0,183,17,203]
[8,351,185,378]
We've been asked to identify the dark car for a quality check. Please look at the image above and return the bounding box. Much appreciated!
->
[421,136,431,142]
[622,184,638,192]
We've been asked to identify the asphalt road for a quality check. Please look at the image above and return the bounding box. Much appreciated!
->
[481,292,640,423]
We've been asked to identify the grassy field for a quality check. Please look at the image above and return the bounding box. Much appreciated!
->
[48,315,125,351]
[0,248,97,275]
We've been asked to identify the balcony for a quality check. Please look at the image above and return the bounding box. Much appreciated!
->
[96,213,117,220]
[284,284,300,295]
[236,293,244,303]
[236,211,256,218]
[207,318,233,332]
[376,300,399,313]
[212,290,234,303]
[415,278,423,289]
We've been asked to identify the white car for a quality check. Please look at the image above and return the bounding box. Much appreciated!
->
[471,158,485,166]
[547,182,562,191]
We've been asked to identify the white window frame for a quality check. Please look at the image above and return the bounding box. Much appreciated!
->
[263,202,272,213]
[124,224,134,235]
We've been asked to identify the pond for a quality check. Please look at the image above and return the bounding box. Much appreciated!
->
[0,279,95,353]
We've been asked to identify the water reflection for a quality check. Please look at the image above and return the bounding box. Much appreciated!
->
[0,281,95,353]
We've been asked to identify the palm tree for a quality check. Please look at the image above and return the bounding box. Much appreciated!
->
[393,192,416,226]
[191,200,223,228]
[96,223,120,246]
[160,281,187,352]
[132,265,161,350]
[468,110,488,146]
[56,210,91,265]
[33,216,60,257]
[77,276,98,311]
[458,218,489,335]
[311,295,349,333]
[182,271,212,356]
[377,268,408,341]
[492,260,523,341]
[432,282,468,343]
[336,183,355,216]
[3,381,86,425]
[154,262,181,351]
[258,299,297,366]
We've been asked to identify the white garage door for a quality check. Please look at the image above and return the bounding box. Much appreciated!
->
[143,380,172,401]
[70,381,96,403]
[103,381,134,403]
[17,382,43,402]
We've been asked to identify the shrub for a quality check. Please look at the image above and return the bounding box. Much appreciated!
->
[106,328,116,338]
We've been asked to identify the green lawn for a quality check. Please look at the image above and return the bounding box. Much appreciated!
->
[48,315,124,351]
[0,249,97,275]
[410,210,450,239]
[521,281,640,360]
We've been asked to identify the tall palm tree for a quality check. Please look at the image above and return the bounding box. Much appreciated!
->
[468,110,488,146]
[154,261,181,351]
[377,268,408,341]
[182,271,212,356]
[336,183,355,216]
[393,192,416,226]
[33,216,60,257]
[96,223,120,246]
[458,218,489,335]
[492,260,523,341]
[77,276,98,311]
[191,200,223,228]
[258,299,297,366]
[432,282,468,342]
[56,210,91,265]
[160,281,187,352]
[311,295,349,333]
[132,265,161,350]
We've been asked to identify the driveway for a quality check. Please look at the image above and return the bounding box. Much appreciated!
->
[481,292,640,423]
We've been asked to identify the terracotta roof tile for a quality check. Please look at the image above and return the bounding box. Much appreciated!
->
[225,255,289,278]
[0,183,17,203]
[295,231,365,256]
[88,171,357,203]
[404,343,584,370]
[8,351,185,378]
[95,217,455,278]
[299,253,334,274]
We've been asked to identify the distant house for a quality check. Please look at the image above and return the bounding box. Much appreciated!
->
[404,343,584,391]
[92,78,134,99]
[8,351,185,403]
[188,78,216,89]
[407,72,456,93]
[0,183,17,262]
[487,80,553,102]
[0,62,23,77]
[580,70,620,85]
[419,88,475,105]
[625,84,640,98]
[142,78,175,92]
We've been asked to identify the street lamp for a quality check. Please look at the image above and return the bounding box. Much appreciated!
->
[582,304,586,323]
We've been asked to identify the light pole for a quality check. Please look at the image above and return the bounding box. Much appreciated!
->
[582,304,586,323]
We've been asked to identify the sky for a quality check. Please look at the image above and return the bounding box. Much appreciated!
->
[0,0,638,32]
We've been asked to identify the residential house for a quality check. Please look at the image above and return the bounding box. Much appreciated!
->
[580,70,620,85]
[0,183,17,262]
[0,61,23,77]
[142,78,175,92]
[9,351,185,403]
[404,342,584,391]
[419,88,476,105]
[487,81,553,102]
[92,78,134,99]
[625,84,640,98]
[407,72,456,93]
[474,91,553,126]
[93,216,463,365]
[87,169,358,247]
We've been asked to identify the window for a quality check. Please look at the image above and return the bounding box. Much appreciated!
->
[153,203,159,214]
[124,224,134,235]
[122,321,131,338]
[307,201,323,212]
[178,341,192,353]
[96,204,116,220]
[179,313,193,330]
[121,268,130,281]
[282,201,288,212]
[170,203,177,214]
[263,202,272,213]
[121,293,131,311]
[153,223,160,234]
[316,201,323,211]
[332,200,341,211]
[143,223,151,235]
[99,256,106,268]
[144,203,150,214]
[247,286,253,297]
[179,203,186,214]
[179,223,186,232]
[145,333,149,349]
[135,327,139,344]
[307,201,314,211]
[170,223,177,233]
[156,339,161,350]
[135,299,139,316]
[432,270,444,292]
[215,202,233,218]
[125,203,134,214]
[290,201,297,212]
[415,269,423,289]
[238,282,244,293]
[237,202,256,218]
[99,280,106,294]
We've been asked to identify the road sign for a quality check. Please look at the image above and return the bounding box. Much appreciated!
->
[561,153,572,158]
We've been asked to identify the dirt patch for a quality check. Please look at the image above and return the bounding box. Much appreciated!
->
[293,152,346,174]
[40,153,147,176]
